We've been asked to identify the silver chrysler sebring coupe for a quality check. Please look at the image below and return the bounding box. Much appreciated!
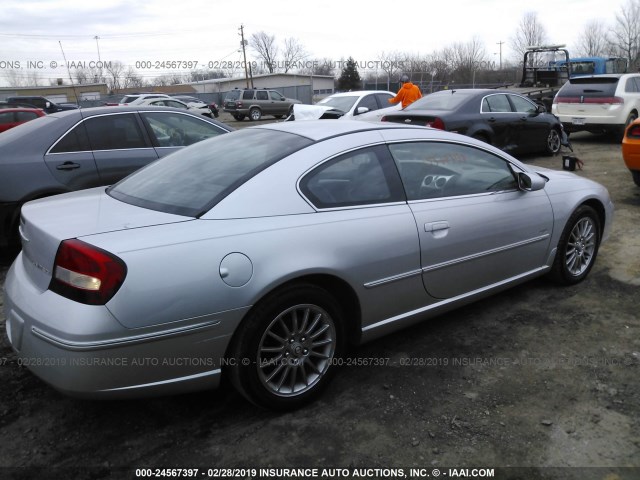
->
[4,120,613,410]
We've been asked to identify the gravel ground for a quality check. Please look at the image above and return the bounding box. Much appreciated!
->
[0,130,639,480]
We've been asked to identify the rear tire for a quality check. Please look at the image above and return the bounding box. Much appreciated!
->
[226,284,345,410]
[233,114,245,121]
[549,205,601,285]
[471,132,490,144]
[249,108,262,121]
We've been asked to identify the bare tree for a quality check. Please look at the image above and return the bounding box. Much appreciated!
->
[510,12,548,64]
[122,67,144,89]
[377,51,404,90]
[282,37,308,73]
[610,0,640,69]
[299,58,335,76]
[450,37,488,85]
[3,69,23,87]
[104,60,125,91]
[575,20,608,56]
[250,31,278,73]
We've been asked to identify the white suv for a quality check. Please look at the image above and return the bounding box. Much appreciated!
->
[552,73,640,139]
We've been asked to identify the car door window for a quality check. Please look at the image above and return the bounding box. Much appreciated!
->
[509,94,537,114]
[388,142,518,200]
[165,100,187,109]
[16,111,39,121]
[482,94,512,113]
[375,93,394,108]
[300,145,404,208]
[0,111,12,123]
[356,94,378,112]
[269,91,285,101]
[256,91,269,100]
[82,114,147,151]
[141,112,226,147]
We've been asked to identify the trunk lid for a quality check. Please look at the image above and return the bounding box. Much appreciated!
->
[19,187,191,291]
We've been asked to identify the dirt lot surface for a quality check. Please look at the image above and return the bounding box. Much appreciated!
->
[0,128,639,480]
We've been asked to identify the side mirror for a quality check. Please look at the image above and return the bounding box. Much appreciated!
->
[536,104,547,114]
[518,172,546,191]
[355,106,370,116]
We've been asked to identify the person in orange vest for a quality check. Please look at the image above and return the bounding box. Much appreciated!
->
[388,74,422,109]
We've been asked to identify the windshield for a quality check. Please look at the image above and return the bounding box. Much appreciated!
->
[108,129,312,217]
[317,95,359,112]
[405,91,473,111]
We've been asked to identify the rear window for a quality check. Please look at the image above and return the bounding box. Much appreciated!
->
[557,77,620,98]
[107,129,312,217]
[405,91,473,111]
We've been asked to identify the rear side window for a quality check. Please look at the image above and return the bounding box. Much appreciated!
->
[108,129,312,217]
[51,114,147,153]
[242,90,255,100]
[300,145,405,208]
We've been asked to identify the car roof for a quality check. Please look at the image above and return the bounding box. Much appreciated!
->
[0,107,44,113]
[252,119,439,141]
[324,90,395,98]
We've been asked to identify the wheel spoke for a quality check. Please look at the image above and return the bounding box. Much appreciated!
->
[257,302,337,398]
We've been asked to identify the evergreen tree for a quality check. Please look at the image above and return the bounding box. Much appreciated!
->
[337,57,362,91]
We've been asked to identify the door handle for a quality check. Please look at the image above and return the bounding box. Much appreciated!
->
[56,162,81,171]
[425,221,450,232]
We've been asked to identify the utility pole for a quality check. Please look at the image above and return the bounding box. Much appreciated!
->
[239,25,250,88]
[94,35,102,83]
[496,41,504,70]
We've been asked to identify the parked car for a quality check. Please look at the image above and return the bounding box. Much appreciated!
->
[172,96,219,118]
[118,93,171,105]
[382,89,564,156]
[223,88,301,121]
[292,90,401,121]
[0,108,46,133]
[0,106,232,248]
[137,98,214,118]
[621,118,640,186]
[5,96,78,114]
[552,73,640,139]
[4,120,612,410]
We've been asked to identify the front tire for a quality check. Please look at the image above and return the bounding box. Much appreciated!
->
[549,205,601,285]
[226,284,344,410]
[546,128,562,155]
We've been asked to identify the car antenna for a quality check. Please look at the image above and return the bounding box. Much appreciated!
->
[58,41,83,117]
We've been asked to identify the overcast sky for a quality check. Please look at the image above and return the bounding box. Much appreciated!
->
[0,0,631,87]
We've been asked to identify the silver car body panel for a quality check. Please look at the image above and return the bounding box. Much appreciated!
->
[3,121,614,398]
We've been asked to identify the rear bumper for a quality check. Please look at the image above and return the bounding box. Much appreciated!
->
[561,122,623,134]
[3,253,248,398]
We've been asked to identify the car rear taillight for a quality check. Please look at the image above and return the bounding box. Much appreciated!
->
[49,239,127,305]
[426,118,445,130]
[627,124,640,138]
